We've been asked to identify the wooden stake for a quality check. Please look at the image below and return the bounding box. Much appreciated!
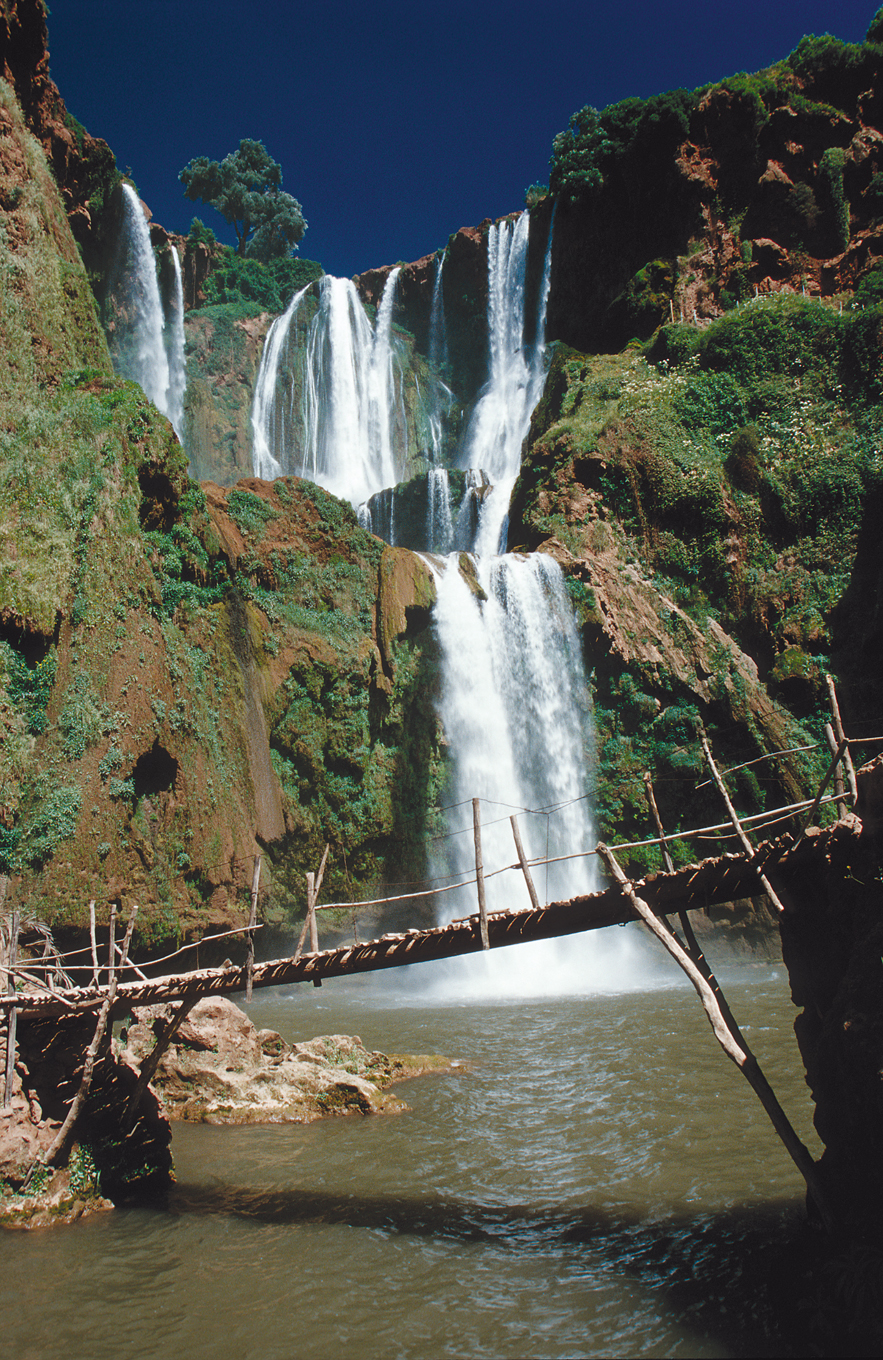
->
[294,846,330,964]
[3,910,18,1108]
[824,723,847,819]
[246,856,261,1002]
[510,815,540,911]
[473,799,489,950]
[89,900,99,988]
[123,990,197,1131]
[699,729,786,914]
[597,843,836,1236]
[107,905,117,987]
[115,940,150,982]
[792,737,847,852]
[826,674,857,805]
[643,772,674,873]
[24,908,138,1185]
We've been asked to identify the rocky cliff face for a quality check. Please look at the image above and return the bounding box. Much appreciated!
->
[0,0,119,277]
[183,308,272,484]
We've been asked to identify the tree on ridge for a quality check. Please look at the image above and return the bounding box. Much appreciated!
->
[179,139,306,261]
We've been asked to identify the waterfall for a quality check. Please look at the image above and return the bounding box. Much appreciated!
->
[251,271,406,505]
[427,467,453,554]
[109,184,172,418]
[427,252,449,464]
[164,247,187,442]
[431,552,596,919]
[462,211,554,556]
[250,284,311,480]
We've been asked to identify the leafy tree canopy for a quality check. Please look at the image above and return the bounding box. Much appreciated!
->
[179,139,306,261]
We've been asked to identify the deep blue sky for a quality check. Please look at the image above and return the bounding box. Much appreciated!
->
[47,1,878,278]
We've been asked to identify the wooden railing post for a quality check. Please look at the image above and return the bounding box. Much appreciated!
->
[246,856,261,1002]
[699,728,786,914]
[826,674,857,805]
[824,723,847,819]
[89,900,99,989]
[3,910,18,1107]
[510,815,540,911]
[473,799,489,949]
[294,845,329,965]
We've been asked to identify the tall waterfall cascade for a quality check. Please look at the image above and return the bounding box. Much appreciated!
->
[250,270,416,506]
[462,211,554,555]
[248,209,607,987]
[164,247,187,441]
[431,552,596,916]
[107,185,186,440]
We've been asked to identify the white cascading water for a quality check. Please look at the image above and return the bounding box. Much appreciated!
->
[251,284,311,480]
[462,210,553,555]
[427,252,449,464]
[164,247,187,442]
[432,552,595,911]
[427,467,454,553]
[113,184,172,417]
[250,271,406,505]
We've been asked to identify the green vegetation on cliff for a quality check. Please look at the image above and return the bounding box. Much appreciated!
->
[511,287,883,872]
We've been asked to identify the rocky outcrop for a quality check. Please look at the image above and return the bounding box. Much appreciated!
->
[121,996,447,1124]
[546,59,883,353]
[0,0,119,272]
[0,1008,173,1228]
[778,760,883,1240]
[184,309,272,484]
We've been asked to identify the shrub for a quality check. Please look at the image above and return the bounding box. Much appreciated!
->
[200,250,323,313]
[818,147,849,252]
[227,488,278,538]
[869,7,883,44]
[726,426,762,491]
[675,372,746,435]
[865,171,883,216]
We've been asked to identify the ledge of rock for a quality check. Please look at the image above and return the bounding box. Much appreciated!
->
[122,997,450,1125]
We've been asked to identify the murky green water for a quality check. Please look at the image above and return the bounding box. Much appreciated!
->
[0,936,820,1359]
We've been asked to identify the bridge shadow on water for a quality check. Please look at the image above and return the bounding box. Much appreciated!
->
[158,1179,843,1357]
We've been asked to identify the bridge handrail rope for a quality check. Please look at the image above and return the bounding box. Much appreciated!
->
[0,707,864,994]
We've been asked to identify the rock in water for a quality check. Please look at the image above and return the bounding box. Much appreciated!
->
[121,996,439,1124]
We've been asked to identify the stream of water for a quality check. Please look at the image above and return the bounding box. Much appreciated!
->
[0,962,818,1358]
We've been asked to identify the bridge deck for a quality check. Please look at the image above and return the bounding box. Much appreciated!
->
[5,825,842,1020]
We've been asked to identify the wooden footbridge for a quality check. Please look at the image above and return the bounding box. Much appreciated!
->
[0,707,875,1231]
[0,820,842,1021]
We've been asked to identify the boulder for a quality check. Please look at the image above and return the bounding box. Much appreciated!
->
[120,997,426,1125]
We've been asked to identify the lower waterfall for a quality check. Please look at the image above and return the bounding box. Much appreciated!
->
[431,551,596,916]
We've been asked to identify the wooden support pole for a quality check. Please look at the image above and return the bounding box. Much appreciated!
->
[473,799,489,950]
[246,856,261,1003]
[510,815,540,911]
[824,723,847,819]
[643,772,675,873]
[123,990,198,1131]
[115,940,150,982]
[3,910,18,1108]
[89,900,99,988]
[107,905,117,987]
[826,674,857,805]
[699,729,786,914]
[792,737,847,853]
[597,843,837,1236]
[307,872,318,954]
[24,908,138,1186]
[294,845,330,965]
